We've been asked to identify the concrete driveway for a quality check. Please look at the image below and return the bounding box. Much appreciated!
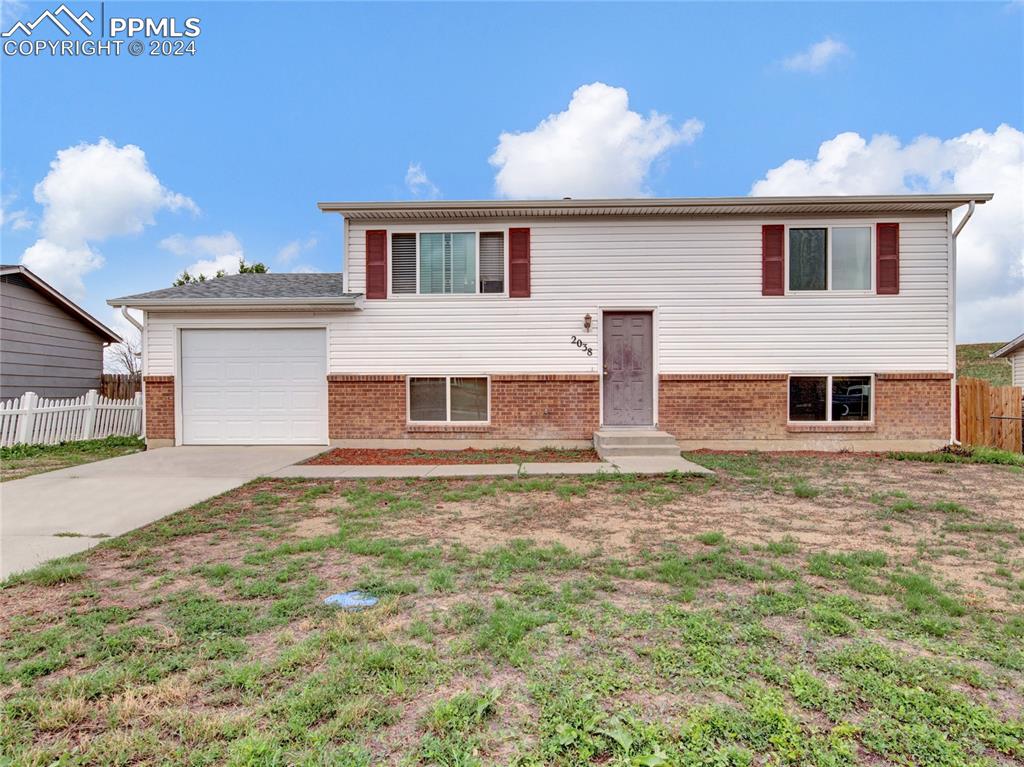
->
[0,446,323,578]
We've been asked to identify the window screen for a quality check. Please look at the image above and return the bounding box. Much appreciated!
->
[789,376,827,421]
[409,377,447,421]
[831,376,872,421]
[450,377,488,421]
[832,227,871,290]
[789,229,827,291]
[479,232,505,293]
[391,234,416,294]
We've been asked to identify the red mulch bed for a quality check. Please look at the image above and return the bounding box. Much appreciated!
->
[303,447,601,466]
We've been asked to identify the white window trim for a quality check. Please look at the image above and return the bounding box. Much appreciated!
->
[406,374,491,425]
[784,222,875,295]
[388,228,509,298]
[786,373,875,425]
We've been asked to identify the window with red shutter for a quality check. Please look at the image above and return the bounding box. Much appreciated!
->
[365,229,387,299]
[876,223,899,294]
[508,227,530,298]
[762,224,785,296]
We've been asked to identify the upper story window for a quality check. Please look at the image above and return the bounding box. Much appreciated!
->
[391,231,505,296]
[789,225,872,292]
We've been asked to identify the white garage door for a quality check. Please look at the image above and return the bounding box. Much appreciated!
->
[181,329,327,445]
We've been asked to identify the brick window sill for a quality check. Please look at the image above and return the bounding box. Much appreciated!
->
[407,424,491,434]
[786,423,876,434]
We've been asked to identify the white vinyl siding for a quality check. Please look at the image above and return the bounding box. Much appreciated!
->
[1011,351,1024,387]
[142,215,952,377]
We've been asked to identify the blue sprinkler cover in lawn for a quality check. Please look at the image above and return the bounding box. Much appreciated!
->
[324,591,378,610]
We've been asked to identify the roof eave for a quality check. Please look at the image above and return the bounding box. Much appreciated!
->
[318,193,994,219]
[2,265,122,343]
[990,332,1024,359]
[106,296,365,311]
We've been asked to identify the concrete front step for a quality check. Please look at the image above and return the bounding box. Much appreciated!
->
[593,428,681,460]
[596,444,683,458]
[593,429,678,447]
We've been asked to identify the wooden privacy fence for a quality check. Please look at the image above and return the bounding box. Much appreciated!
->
[101,373,142,399]
[0,391,143,447]
[957,377,1023,453]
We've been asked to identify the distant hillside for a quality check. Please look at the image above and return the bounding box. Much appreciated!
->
[957,342,1012,386]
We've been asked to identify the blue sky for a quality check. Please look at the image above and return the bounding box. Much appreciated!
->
[1,1,1022,342]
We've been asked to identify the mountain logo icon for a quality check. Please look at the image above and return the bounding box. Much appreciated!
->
[2,4,94,37]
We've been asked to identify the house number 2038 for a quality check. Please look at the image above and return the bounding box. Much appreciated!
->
[570,335,594,357]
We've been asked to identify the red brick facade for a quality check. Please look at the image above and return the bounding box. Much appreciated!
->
[658,372,951,443]
[327,374,599,440]
[153,371,950,447]
[143,375,175,441]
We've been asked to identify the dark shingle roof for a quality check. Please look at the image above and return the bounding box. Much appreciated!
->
[108,273,360,304]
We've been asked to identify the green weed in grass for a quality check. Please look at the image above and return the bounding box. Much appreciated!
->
[696,531,726,546]
[890,446,1024,468]
[930,500,971,515]
[4,558,87,587]
[473,599,552,664]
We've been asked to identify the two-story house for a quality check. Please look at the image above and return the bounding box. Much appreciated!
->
[108,194,990,451]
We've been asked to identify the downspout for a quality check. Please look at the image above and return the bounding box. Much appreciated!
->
[948,200,976,445]
[118,305,146,438]
[119,304,144,337]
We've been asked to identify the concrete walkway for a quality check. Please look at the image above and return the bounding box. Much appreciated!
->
[0,446,323,578]
[270,455,712,479]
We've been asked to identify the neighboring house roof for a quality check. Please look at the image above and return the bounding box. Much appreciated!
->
[991,333,1024,359]
[107,272,363,310]
[0,264,121,343]
[318,193,993,221]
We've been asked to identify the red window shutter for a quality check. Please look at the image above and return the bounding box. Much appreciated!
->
[365,229,387,299]
[509,227,531,298]
[876,223,899,295]
[761,224,785,296]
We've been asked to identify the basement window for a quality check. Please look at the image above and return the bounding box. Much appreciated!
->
[408,376,489,423]
[788,375,872,422]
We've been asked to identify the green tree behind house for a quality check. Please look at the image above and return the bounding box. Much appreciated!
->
[173,259,268,286]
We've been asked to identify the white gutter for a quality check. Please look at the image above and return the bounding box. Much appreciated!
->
[105,296,363,310]
[119,305,144,334]
[949,199,978,445]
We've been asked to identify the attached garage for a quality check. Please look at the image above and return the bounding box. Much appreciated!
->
[180,328,327,445]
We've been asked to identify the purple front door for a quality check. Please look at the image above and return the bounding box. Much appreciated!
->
[602,312,654,426]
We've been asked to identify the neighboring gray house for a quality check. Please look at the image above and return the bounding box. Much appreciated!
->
[0,265,121,400]
[991,333,1024,387]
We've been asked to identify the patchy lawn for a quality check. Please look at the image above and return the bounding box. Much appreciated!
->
[305,447,602,466]
[0,436,145,482]
[958,342,1012,386]
[1,453,1022,766]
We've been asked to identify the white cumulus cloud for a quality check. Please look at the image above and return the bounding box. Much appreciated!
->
[489,82,703,199]
[405,163,441,199]
[277,236,317,264]
[0,193,32,231]
[20,138,196,299]
[751,125,1024,342]
[160,231,244,279]
[20,240,102,296]
[782,37,850,73]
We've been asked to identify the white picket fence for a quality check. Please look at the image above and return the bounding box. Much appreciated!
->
[0,390,143,447]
